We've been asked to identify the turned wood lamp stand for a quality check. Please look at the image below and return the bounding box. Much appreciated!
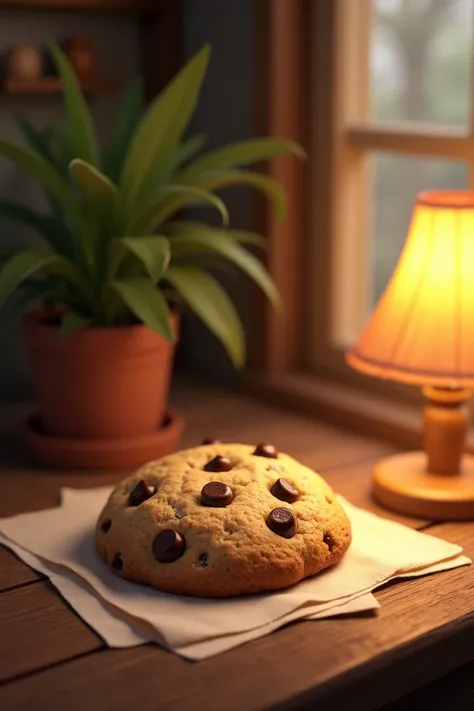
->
[348,190,474,520]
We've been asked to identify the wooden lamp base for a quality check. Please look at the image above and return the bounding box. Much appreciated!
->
[373,451,474,520]
[373,386,474,520]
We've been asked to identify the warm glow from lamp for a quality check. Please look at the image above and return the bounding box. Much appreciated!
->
[347,190,474,520]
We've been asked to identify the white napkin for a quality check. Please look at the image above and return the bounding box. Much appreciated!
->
[0,487,469,660]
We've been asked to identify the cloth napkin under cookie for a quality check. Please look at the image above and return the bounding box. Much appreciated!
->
[0,487,469,660]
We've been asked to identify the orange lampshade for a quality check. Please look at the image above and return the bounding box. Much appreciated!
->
[348,190,474,387]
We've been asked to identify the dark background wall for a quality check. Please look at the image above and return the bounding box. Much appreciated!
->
[0,0,254,400]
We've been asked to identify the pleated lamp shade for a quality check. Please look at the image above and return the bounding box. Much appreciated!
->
[347,190,474,388]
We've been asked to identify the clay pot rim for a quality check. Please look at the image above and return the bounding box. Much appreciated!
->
[22,308,179,355]
[23,308,178,336]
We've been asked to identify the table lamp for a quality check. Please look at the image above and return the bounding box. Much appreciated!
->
[347,190,474,520]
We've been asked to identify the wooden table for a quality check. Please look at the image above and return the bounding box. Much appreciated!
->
[1,380,473,711]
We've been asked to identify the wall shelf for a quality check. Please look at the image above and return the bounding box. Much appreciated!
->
[2,76,118,94]
[0,0,165,10]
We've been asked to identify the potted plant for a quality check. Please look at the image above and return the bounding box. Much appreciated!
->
[0,43,304,469]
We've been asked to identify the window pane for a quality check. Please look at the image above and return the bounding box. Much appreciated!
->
[371,0,473,126]
[371,154,468,305]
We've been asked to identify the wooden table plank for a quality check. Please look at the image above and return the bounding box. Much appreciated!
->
[1,380,468,711]
[0,546,43,592]
[0,580,103,682]
[0,521,471,711]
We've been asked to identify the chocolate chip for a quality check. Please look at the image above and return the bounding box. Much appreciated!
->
[266,507,296,538]
[100,518,111,533]
[152,529,186,563]
[202,438,221,445]
[113,554,123,571]
[197,553,209,567]
[201,481,234,507]
[271,478,299,503]
[323,533,335,551]
[204,455,233,472]
[128,479,157,507]
[253,443,278,459]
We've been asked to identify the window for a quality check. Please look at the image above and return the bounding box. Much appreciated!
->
[307,0,474,397]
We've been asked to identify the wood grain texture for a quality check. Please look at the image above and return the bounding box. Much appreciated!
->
[0,520,471,711]
[0,580,102,682]
[0,546,43,592]
[0,382,391,518]
[253,0,305,372]
[0,381,472,711]
[2,76,118,94]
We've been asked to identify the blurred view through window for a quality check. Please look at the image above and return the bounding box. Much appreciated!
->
[370,0,472,303]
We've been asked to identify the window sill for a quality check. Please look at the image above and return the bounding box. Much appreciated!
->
[244,371,474,453]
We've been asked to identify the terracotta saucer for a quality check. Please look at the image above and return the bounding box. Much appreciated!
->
[24,409,185,470]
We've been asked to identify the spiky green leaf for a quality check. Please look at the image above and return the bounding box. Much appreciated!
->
[130,184,229,233]
[69,159,118,227]
[0,141,82,229]
[165,265,244,367]
[60,311,92,337]
[169,220,267,250]
[48,42,99,166]
[180,138,305,181]
[112,236,170,283]
[0,250,85,306]
[168,226,280,307]
[104,78,143,183]
[110,277,174,342]
[182,169,286,220]
[121,44,211,206]
[15,114,56,165]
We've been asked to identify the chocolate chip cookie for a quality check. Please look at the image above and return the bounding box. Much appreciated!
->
[95,442,352,597]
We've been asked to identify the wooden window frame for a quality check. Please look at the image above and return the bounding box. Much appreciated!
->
[246,0,474,449]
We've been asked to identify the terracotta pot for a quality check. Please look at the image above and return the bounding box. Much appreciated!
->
[5,44,42,80]
[64,36,96,79]
[22,310,179,440]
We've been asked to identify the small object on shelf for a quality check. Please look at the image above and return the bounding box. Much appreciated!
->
[64,36,96,80]
[5,44,42,81]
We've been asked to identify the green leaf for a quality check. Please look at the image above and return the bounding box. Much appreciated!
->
[169,220,267,250]
[121,44,211,206]
[165,265,245,367]
[104,78,143,183]
[129,184,229,233]
[70,159,120,268]
[0,200,53,240]
[172,134,207,170]
[112,236,170,283]
[0,250,85,306]
[69,159,118,229]
[168,226,280,307]
[0,140,82,228]
[49,121,75,177]
[15,114,56,165]
[232,231,267,250]
[60,311,92,337]
[180,138,305,180]
[191,169,287,220]
[110,277,174,342]
[48,42,99,167]
[69,159,118,213]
